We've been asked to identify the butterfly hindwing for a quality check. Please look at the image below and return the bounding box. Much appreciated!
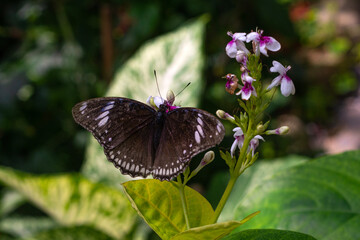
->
[104,120,155,178]
[153,108,225,180]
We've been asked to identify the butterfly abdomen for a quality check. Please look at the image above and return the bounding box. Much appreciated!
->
[152,105,167,162]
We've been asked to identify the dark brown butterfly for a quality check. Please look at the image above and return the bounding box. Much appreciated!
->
[72,97,225,181]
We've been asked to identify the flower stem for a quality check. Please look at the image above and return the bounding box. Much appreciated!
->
[212,114,254,223]
[212,175,237,223]
[177,175,190,229]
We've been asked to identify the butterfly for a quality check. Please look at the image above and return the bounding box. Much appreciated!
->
[72,96,225,181]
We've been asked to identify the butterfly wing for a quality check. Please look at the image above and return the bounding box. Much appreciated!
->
[72,97,156,178]
[152,108,225,180]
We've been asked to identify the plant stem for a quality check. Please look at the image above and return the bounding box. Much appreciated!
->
[212,113,255,223]
[177,175,190,229]
[212,175,237,223]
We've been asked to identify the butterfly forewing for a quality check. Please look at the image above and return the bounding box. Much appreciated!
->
[72,97,157,178]
[72,97,155,149]
[153,108,225,180]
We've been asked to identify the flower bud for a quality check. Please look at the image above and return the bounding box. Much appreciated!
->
[265,126,289,135]
[189,151,215,179]
[200,150,215,166]
[256,124,265,133]
[216,110,226,119]
[216,110,235,123]
[166,90,175,105]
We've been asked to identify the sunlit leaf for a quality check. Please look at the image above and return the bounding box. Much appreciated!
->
[123,179,214,240]
[222,229,316,240]
[228,151,360,240]
[82,16,208,186]
[23,226,114,240]
[170,221,244,240]
[218,155,309,222]
[0,166,137,239]
[170,211,259,240]
[0,189,26,217]
[0,217,56,238]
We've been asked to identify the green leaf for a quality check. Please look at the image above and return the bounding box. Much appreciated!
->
[170,221,244,240]
[0,217,57,238]
[0,189,26,217]
[122,179,214,240]
[0,166,137,239]
[219,155,309,222]
[82,16,208,186]
[228,151,360,240]
[170,211,260,240]
[222,229,317,240]
[23,226,114,240]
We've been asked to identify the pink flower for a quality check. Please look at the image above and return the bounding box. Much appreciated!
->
[146,96,179,112]
[249,135,265,156]
[236,72,257,100]
[231,127,264,157]
[230,127,245,157]
[246,30,281,56]
[226,32,250,62]
[267,61,295,97]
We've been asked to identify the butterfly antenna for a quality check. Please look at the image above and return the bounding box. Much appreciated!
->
[154,70,163,99]
[175,82,191,98]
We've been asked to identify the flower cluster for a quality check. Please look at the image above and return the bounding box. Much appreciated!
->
[225,30,295,98]
[220,29,293,161]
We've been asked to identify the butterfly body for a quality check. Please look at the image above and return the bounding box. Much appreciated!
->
[72,97,225,181]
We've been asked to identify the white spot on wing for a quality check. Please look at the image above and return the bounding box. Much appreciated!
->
[80,104,87,111]
[197,117,203,126]
[195,131,201,144]
[217,124,222,133]
[96,111,109,120]
[197,125,204,137]
[130,164,135,171]
[103,104,114,111]
[98,116,109,127]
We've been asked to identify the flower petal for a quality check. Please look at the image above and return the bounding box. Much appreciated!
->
[259,44,268,57]
[226,40,238,58]
[280,76,295,97]
[233,32,247,41]
[153,96,165,108]
[242,72,256,83]
[233,127,243,136]
[246,32,259,43]
[266,37,281,52]
[241,89,251,100]
[230,139,238,157]
[270,61,286,74]
[267,75,282,90]
[254,135,265,141]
